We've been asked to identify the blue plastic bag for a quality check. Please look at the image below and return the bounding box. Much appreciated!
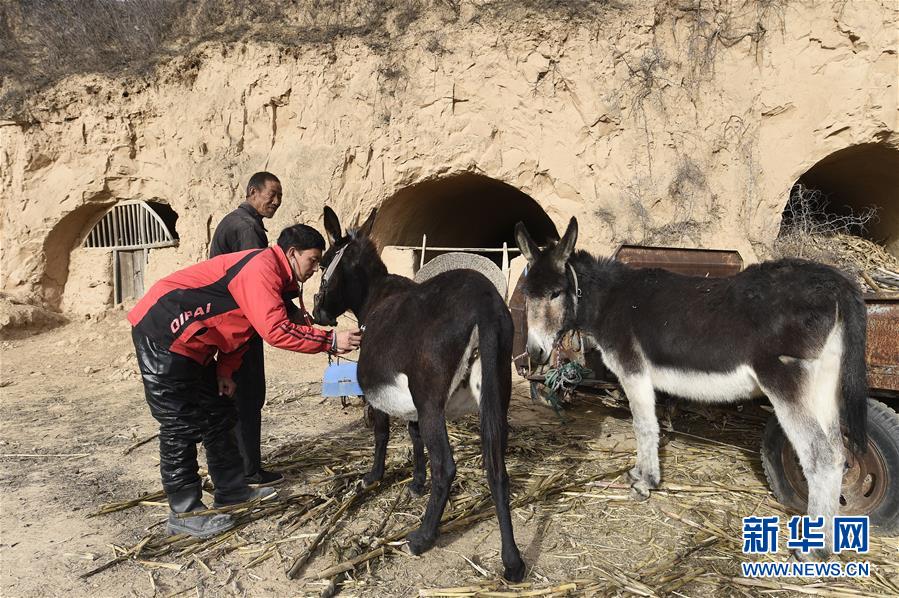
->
[322,361,364,397]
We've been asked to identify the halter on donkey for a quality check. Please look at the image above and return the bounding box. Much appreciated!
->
[515,217,868,560]
[312,207,526,581]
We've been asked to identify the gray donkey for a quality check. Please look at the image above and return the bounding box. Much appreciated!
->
[516,217,867,559]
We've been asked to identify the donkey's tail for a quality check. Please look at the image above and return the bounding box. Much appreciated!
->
[838,287,868,455]
[478,314,513,476]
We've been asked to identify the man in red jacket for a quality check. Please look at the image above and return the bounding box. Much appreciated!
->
[129,224,361,537]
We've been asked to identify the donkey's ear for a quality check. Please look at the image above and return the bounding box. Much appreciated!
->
[514,222,540,265]
[357,208,377,238]
[323,206,342,246]
[552,217,578,268]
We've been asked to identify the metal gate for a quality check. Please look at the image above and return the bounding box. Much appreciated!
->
[82,200,178,302]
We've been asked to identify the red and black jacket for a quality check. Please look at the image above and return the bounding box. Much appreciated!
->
[128,246,333,378]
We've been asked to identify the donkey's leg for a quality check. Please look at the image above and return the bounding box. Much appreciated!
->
[363,408,390,486]
[408,420,427,496]
[407,409,455,555]
[620,373,660,500]
[767,394,843,561]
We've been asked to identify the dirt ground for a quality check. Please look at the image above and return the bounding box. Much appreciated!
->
[2,313,898,597]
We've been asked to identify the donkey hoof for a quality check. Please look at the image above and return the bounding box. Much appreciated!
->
[362,471,383,487]
[408,480,427,496]
[630,481,652,501]
[503,558,526,582]
[407,529,436,555]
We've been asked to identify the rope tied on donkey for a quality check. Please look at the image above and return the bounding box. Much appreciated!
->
[542,361,593,415]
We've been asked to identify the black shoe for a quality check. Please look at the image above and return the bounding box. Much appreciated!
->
[166,510,234,538]
[213,486,277,509]
[246,469,284,487]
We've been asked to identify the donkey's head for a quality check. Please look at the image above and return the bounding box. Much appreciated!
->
[312,206,380,326]
[514,217,579,365]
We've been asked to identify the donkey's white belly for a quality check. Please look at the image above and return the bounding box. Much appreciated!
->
[602,348,762,403]
[649,364,762,402]
[366,374,418,421]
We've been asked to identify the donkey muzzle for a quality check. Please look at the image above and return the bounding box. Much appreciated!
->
[311,295,338,327]
[526,341,551,366]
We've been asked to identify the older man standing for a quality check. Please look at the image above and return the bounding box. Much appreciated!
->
[210,172,301,486]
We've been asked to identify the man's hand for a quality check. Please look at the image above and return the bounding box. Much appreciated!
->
[218,377,237,397]
[334,329,362,353]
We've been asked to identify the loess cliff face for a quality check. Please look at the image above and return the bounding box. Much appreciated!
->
[0,0,896,314]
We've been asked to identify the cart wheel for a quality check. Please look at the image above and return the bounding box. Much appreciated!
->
[761,398,899,534]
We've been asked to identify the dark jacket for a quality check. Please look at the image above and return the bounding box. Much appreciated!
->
[209,203,268,258]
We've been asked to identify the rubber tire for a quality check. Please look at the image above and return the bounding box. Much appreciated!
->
[761,398,899,535]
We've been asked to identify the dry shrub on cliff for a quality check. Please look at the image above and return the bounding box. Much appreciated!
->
[0,0,420,115]
[0,0,784,118]
[660,0,786,85]
[626,46,670,113]
[617,159,717,246]
[773,183,899,289]
[0,0,628,117]
[776,184,878,258]
[667,156,712,230]
[594,207,617,236]
[0,0,179,105]
[480,0,617,22]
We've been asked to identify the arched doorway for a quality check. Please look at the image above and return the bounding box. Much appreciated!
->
[55,199,179,314]
[370,173,557,283]
[785,144,899,258]
[82,200,179,303]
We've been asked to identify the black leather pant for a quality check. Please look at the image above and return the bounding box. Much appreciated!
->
[132,329,250,512]
[232,335,266,476]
